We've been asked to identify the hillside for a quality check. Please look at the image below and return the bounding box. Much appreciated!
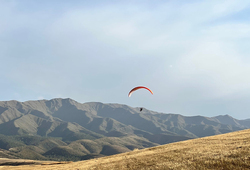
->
[0,98,249,161]
[0,98,248,139]
[1,128,250,169]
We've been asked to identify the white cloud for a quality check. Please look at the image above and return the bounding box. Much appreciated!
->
[174,41,250,98]
[1,0,250,118]
[202,23,250,40]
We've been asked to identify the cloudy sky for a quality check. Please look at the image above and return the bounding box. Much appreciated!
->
[1,0,250,119]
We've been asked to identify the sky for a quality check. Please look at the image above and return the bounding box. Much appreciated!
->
[1,0,250,119]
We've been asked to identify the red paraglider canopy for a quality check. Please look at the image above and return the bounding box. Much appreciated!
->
[128,86,153,97]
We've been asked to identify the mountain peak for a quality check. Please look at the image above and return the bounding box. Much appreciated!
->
[214,114,234,119]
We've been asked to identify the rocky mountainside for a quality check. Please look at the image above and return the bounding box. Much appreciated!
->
[0,98,248,161]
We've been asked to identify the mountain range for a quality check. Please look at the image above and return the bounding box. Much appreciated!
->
[0,98,249,161]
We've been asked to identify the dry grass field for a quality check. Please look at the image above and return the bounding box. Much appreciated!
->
[1,129,250,170]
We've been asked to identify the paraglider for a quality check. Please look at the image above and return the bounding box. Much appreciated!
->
[128,86,153,112]
[128,86,153,97]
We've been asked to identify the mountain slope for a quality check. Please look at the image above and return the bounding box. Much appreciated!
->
[0,98,249,139]
[0,98,249,162]
[5,129,250,170]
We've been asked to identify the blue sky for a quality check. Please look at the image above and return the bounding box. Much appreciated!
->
[1,0,250,119]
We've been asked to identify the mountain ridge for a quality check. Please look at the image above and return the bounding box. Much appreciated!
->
[0,98,248,161]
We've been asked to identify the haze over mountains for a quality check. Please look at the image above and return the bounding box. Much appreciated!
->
[0,98,249,161]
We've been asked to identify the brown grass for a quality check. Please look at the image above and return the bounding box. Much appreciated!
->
[1,129,250,170]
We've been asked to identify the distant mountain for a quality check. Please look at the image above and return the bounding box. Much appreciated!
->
[0,98,248,161]
[238,118,250,128]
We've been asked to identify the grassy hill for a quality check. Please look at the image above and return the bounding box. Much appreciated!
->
[2,128,249,169]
